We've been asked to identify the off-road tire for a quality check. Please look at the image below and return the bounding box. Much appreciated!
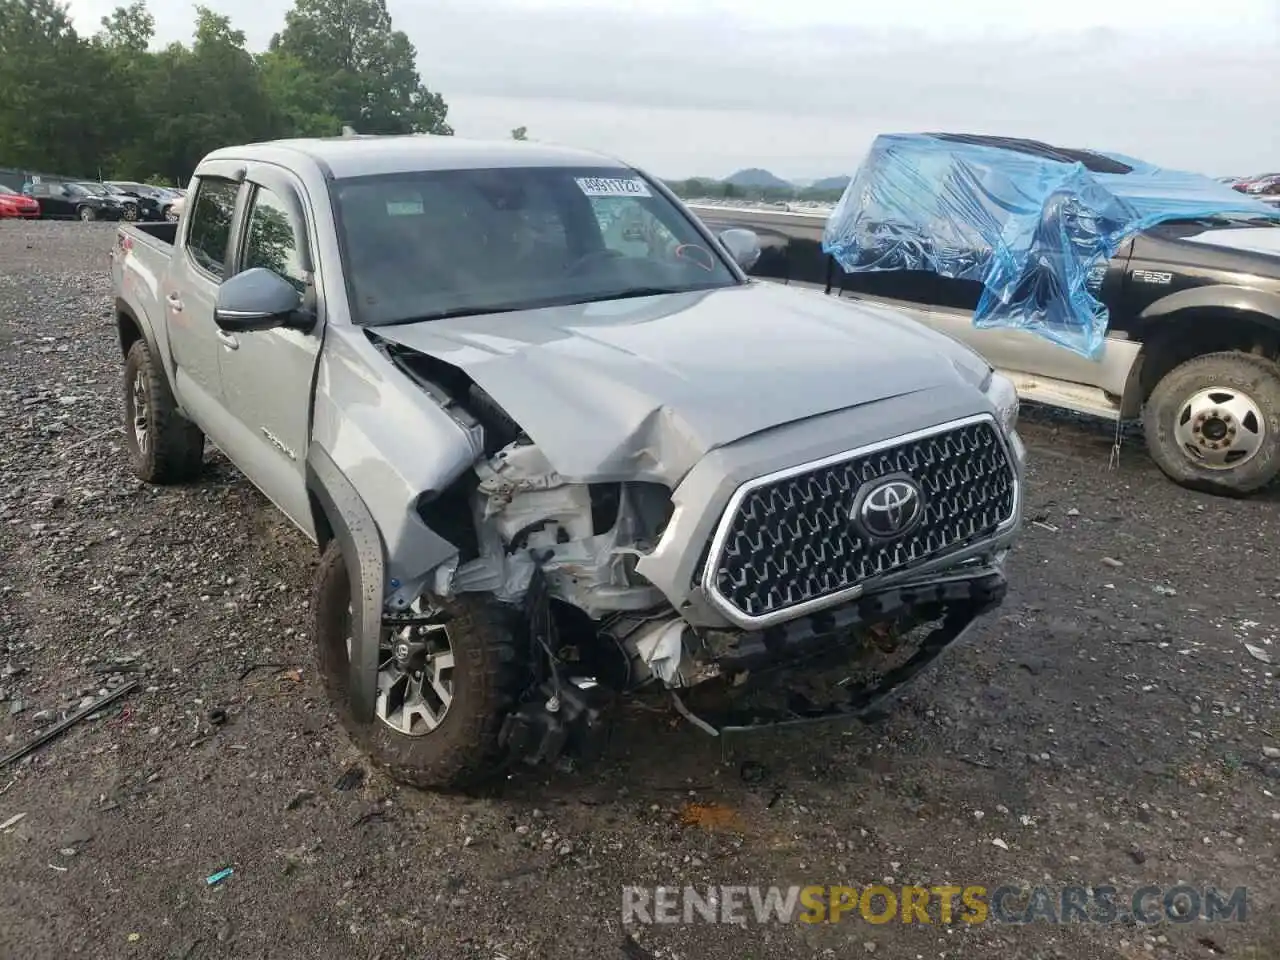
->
[1143,350,1280,497]
[123,339,205,483]
[311,541,527,792]
[77,205,96,222]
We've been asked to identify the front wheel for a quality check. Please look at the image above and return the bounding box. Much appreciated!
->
[77,205,96,222]
[1143,351,1280,496]
[311,542,527,791]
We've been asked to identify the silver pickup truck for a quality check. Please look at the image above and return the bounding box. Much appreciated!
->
[110,135,1025,790]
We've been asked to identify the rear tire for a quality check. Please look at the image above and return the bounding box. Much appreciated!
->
[123,339,205,483]
[311,541,527,792]
[1143,350,1280,496]
[77,205,96,222]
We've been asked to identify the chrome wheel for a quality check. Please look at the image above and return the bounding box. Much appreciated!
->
[1173,385,1266,470]
[122,204,138,222]
[348,603,455,737]
[130,368,149,455]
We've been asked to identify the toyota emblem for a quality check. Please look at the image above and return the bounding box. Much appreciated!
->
[856,477,924,539]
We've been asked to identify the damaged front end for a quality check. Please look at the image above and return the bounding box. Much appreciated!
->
[342,335,1021,773]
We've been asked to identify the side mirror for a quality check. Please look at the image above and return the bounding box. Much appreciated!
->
[719,228,762,273]
[214,267,305,332]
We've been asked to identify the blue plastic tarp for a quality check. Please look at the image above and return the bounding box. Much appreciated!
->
[822,133,1280,358]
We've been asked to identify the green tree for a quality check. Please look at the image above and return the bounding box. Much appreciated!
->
[93,3,158,176]
[0,0,454,183]
[143,7,282,183]
[0,0,128,175]
[96,0,153,52]
[511,126,528,141]
[259,50,342,137]
[270,0,451,136]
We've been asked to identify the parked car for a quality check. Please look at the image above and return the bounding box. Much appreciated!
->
[692,136,1280,497]
[100,181,165,221]
[1233,173,1280,194]
[1240,174,1280,197]
[165,190,186,222]
[0,183,39,219]
[110,135,1025,789]
[27,180,127,221]
[106,181,182,220]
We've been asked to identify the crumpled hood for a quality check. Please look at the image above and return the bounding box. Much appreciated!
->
[372,281,988,485]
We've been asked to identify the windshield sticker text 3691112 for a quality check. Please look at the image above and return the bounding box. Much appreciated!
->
[575,177,652,199]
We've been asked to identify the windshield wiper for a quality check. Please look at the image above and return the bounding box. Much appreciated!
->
[593,286,691,301]
[369,292,591,327]
[368,286,713,328]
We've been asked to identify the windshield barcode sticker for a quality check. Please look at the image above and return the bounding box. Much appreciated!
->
[575,177,651,198]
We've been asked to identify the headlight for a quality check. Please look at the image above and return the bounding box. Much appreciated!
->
[983,370,1019,434]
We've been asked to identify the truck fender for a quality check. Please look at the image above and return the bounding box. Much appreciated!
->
[306,445,383,725]
[1139,285,1280,328]
[115,297,168,376]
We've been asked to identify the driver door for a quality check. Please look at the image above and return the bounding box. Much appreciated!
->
[213,166,325,539]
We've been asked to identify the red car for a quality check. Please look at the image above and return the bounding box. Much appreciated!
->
[0,184,40,218]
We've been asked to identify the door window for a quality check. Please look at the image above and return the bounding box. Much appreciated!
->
[185,177,240,279]
[242,185,307,291]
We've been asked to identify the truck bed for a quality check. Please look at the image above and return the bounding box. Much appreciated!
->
[125,221,179,246]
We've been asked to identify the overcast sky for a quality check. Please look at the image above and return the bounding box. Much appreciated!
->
[65,0,1279,180]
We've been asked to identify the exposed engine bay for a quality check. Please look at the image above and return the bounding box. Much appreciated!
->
[379,340,1013,770]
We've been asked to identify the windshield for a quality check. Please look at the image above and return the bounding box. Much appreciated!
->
[73,183,107,196]
[330,166,740,326]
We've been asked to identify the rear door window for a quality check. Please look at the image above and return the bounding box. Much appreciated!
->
[185,177,240,279]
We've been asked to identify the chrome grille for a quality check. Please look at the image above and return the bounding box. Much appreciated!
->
[706,417,1016,624]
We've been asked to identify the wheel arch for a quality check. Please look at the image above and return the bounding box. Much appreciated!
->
[1134,295,1280,400]
[115,298,149,357]
[305,445,385,725]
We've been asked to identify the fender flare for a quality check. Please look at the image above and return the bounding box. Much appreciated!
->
[1138,285,1280,329]
[306,445,383,725]
[115,297,163,362]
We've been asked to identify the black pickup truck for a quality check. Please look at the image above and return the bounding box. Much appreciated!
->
[691,176,1280,497]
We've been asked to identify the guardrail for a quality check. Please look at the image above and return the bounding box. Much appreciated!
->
[687,202,837,291]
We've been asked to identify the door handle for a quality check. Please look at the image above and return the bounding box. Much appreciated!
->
[216,329,239,350]
[166,292,183,313]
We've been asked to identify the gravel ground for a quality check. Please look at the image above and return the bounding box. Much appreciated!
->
[1,221,1278,960]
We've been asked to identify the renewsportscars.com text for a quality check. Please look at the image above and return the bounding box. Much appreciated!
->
[622,884,1248,926]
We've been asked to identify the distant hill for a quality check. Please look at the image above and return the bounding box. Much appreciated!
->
[724,168,793,189]
[810,175,851,192]
[661,170,849,203]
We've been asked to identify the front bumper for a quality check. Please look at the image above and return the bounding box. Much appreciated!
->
[680,566,1008,733]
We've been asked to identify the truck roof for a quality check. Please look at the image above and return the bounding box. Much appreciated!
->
[201,134,630,180]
